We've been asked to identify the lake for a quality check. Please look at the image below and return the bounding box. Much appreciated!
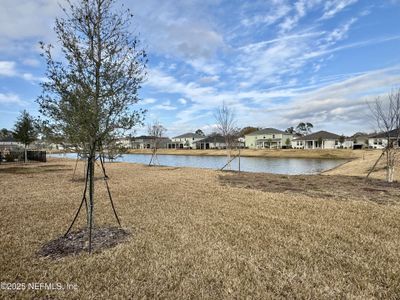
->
[50,153,348,175]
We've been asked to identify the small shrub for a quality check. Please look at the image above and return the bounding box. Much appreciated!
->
[5,154,14,162]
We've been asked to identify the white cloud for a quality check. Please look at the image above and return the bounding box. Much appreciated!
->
[241,3,291,27]
[0,93,26,105]
[142,98,157,105]
[178,98,187,105]
[198,75,220,84]
[321,0,358,19]
[22,58,40,67]
[154,100,177,111]
[0,60,44,82]
[0,61,17,76]
[128,1,225,64]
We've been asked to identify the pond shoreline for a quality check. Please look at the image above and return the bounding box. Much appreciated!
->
[49,153,349,175]
[48,148,370,159]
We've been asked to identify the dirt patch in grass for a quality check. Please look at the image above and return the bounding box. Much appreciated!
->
[219,172,400,204]
[38,227,130,259]
[0,164,72,174]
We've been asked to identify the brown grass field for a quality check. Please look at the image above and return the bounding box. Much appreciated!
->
[1,152,400,299]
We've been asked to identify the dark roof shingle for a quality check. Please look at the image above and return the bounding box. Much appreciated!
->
[246,128,286,136]
[296,130,341,140]
[173,132,204,139]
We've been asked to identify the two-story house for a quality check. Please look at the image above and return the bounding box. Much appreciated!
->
[169,133,204,149]
[245,128,293,149]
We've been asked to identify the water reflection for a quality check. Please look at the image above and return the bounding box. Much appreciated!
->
[51,153,348,175]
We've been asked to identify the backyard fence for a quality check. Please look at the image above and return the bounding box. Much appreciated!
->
[0,150,47,164]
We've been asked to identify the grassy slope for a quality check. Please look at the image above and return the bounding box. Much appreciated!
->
[0,159,399,299]
[323,149,400,180]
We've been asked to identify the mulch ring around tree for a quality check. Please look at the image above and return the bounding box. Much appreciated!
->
[38,227,130,259]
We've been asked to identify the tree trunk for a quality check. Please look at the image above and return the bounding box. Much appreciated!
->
[389,166,395,183]
[386,150,396,183]
[88,145,96,253]
[226,147,231,170]
[24,145,27,163]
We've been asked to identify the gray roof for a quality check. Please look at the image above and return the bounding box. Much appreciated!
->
[173,132,204,139]
[246,128,286,136]
[195,134,226,143]
[0,136,16,142]
[351,132,374,138]
[372,129,400,138]
[134,135,170,141]
[296,130,341,141]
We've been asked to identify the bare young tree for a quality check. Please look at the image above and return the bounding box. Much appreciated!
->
[38,0,147,252]
[147,121,166,166]
[368,88,400,182]
[215,102,238,170]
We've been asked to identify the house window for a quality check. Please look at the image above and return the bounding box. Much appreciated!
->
[272,134,275,138]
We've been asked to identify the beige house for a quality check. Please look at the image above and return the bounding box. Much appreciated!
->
[0,137,23,151]
[245,128,293,149]
[169,133,204,149]
[292,131,341,149]
[131,136,170,149]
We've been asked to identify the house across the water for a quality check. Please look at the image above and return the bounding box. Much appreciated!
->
[131,136,170,149]
[368,129,400,149]
[244,128,293,149]
[0,136,23,151]
[292,130,342,149]
[168,133,204,149]
[195,134,227,149]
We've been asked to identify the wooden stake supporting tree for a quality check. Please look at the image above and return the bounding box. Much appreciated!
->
[37,0,147,253]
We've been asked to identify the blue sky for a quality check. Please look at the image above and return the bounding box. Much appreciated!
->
[0,0,400,137]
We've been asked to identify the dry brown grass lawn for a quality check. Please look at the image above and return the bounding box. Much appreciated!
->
[1,158,400,299]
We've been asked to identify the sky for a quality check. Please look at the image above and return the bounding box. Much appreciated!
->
[0,0,400,137]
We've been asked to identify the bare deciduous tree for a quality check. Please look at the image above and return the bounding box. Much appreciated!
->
[215,102,238,170]
[148,121,166,166]
[368,88,400,182]
[38,0,147,252]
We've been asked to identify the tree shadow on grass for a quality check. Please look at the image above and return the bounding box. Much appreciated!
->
[38,227,130,259]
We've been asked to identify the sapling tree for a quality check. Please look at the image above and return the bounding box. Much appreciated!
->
[339,135,345,148]
[147,121,166,166]
[215,102,237,170]
[37,0,147,252]
[13,110,38,163]
[285,138,291,148]
[368,89,400,182]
